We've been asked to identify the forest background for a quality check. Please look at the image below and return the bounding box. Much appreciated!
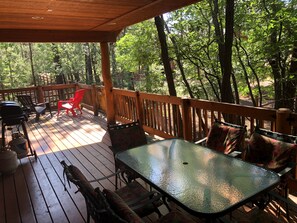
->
[0,0,296,111]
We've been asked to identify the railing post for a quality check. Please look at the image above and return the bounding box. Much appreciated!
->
[181,98,192,141]
[36,86,44,103]
[100,42,115,124]
[135,91,143,124]
[91,84,99,116]
[276,108,291,134]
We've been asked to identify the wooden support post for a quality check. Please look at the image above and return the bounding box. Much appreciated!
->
[181,98,192,141]
[276,108,291,134]
[100,42,115,124]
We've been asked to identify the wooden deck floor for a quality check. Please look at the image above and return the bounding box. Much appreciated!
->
[0,109,297,223]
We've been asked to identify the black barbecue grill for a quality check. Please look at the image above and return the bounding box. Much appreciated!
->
[0,101,36,159]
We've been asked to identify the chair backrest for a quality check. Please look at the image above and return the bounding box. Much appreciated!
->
[206,119,247,154]
[60,160,119,223]
[16,95,35,112]
[108,121,147,155]
[242,127,297,173]
[71,89,86,108]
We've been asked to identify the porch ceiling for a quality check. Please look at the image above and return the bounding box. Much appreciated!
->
[0,0,200,42]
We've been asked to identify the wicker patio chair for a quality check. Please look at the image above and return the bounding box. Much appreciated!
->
[242,127,297,211]
[195,119,246,156]
[103,188,197,223]
[61,160,163,223]
[108,120,147,188]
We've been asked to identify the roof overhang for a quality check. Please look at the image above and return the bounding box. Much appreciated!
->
[0,0,201,42]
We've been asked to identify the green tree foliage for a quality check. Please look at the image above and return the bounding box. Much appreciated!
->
[114,0,297,110]
[114,20,167,93]
[0,43,31,89]
[0,43,101,88]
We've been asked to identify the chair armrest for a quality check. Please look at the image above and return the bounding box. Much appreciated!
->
[126,190,162,206]
[194,137,207,145]
[127,191,163,210]
[278,162,296,178]
[88,170,122,183]
[58,100,72,103]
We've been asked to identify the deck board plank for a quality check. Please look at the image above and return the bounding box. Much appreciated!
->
[3,174,21,223]
[19,159,52,223]
[14,160,36,223]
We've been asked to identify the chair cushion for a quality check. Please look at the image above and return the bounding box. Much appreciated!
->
[103,189,144,223]
[206,122,245,154]
[156,211,196,223]
[62,103,73,109]
[243,132,297,172]
[35,106,46,114]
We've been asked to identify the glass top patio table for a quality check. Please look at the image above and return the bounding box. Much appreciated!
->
[115,138,280,219]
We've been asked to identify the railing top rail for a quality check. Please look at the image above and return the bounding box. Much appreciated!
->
[139,92,182,105]
[113,88,138,97]
[42,84,77,90]
[0,86,37,93]
[190,99,276,121]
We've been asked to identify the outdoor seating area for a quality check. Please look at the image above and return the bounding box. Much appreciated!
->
[1,0,296,221]
[0,109,297,223]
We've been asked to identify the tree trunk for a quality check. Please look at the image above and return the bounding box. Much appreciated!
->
[28,43,37,86]
[164,19,194,98]
[110,43,119,87]
[154,15,177,97]
[211,0,235,104]
[221,0,235,104]
[84,43,93,84]
[268,22,283,109]
[51,44,65,84]
[155,15,183,137]
[91,43,101,85]
[284,44,297,110]
[52,43,65,99]
[235,38,256,106]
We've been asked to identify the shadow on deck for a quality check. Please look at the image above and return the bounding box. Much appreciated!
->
[0,109,296,223]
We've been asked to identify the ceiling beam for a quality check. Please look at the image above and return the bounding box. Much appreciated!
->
[0,29,121,43]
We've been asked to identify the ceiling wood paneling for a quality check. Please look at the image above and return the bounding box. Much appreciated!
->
[0,0,201,42]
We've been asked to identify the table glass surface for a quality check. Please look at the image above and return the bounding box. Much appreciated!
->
[115,139,280,217]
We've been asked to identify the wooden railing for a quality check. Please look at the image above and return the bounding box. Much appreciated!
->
[0,83,106,116]
[1,84,296,140]
[113,88,297,141]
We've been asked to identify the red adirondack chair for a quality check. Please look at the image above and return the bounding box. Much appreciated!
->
[57,89,86,117]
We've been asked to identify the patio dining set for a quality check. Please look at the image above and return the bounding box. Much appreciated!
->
[61,119,297,223]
